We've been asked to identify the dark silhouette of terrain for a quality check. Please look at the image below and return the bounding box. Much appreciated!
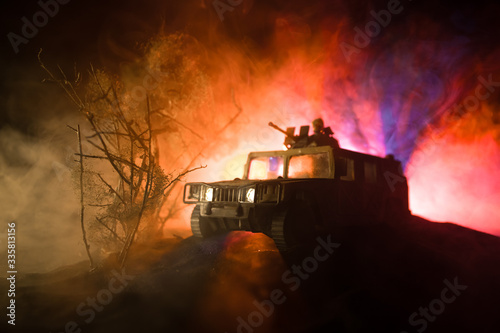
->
[3,215,500,333]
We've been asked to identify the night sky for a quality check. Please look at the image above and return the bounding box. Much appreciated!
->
[1,0,500,131]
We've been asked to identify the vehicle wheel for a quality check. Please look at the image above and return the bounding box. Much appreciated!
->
[271,200,318,251]
[191,205,220,238]
[271,210,288,251]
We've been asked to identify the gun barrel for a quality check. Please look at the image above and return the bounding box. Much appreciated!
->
[268,122,289,136]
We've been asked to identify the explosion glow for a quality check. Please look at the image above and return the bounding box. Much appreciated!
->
[3,2,500,333]
[138,12,500,237]
[2,0,499,275]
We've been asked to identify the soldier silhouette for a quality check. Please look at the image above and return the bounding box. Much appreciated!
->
[309,118,340,148]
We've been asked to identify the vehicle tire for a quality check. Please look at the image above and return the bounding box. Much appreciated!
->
[191,205,220,238]
[271,200,318,251]
[271,210,288,251]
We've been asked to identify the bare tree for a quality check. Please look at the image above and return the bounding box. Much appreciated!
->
[67,124,95,270]
[39,51,204,268]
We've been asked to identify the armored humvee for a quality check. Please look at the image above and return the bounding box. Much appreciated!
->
[183,122,410,251]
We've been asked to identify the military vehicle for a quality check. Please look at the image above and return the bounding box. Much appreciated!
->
[183,121,410,251]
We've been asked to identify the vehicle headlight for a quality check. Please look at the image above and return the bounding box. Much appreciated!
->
[240,187,255,203]
[246,188,255,203]
[204,187,214,202]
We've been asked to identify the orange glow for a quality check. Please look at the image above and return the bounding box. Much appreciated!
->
[196,231,286,333]
[288,153,330,178]
[288,155,314,178]
[248,159,268,180]
[130,23,500,237]
[248,156,284,180]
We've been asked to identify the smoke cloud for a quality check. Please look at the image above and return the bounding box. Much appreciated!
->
[1,0,499,273]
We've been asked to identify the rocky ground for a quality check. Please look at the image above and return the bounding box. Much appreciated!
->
[3,215,500,333]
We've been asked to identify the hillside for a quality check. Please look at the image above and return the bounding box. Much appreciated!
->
[3,215,500,333]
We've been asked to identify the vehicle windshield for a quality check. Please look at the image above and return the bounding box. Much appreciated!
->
[247,151,330,179]
[248,156,284,180]
[288,152,330,178]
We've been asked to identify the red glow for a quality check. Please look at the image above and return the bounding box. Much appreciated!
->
[137,20,500,237]
[407,111,500,236]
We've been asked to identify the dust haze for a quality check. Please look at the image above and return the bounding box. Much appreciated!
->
[1,0,500,274]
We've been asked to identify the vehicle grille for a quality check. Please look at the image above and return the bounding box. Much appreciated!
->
[213,187,238,203]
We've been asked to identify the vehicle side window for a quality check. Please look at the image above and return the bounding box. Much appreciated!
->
[288,153,330,178]
[364,162,377,183]
[338,157,355,181]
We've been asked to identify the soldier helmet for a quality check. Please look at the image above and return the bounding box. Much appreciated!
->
[312,118,324,133]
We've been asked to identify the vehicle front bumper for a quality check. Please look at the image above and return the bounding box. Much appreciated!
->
[198,202,253,219]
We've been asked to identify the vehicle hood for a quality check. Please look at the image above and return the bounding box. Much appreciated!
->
[200,178,324,187]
